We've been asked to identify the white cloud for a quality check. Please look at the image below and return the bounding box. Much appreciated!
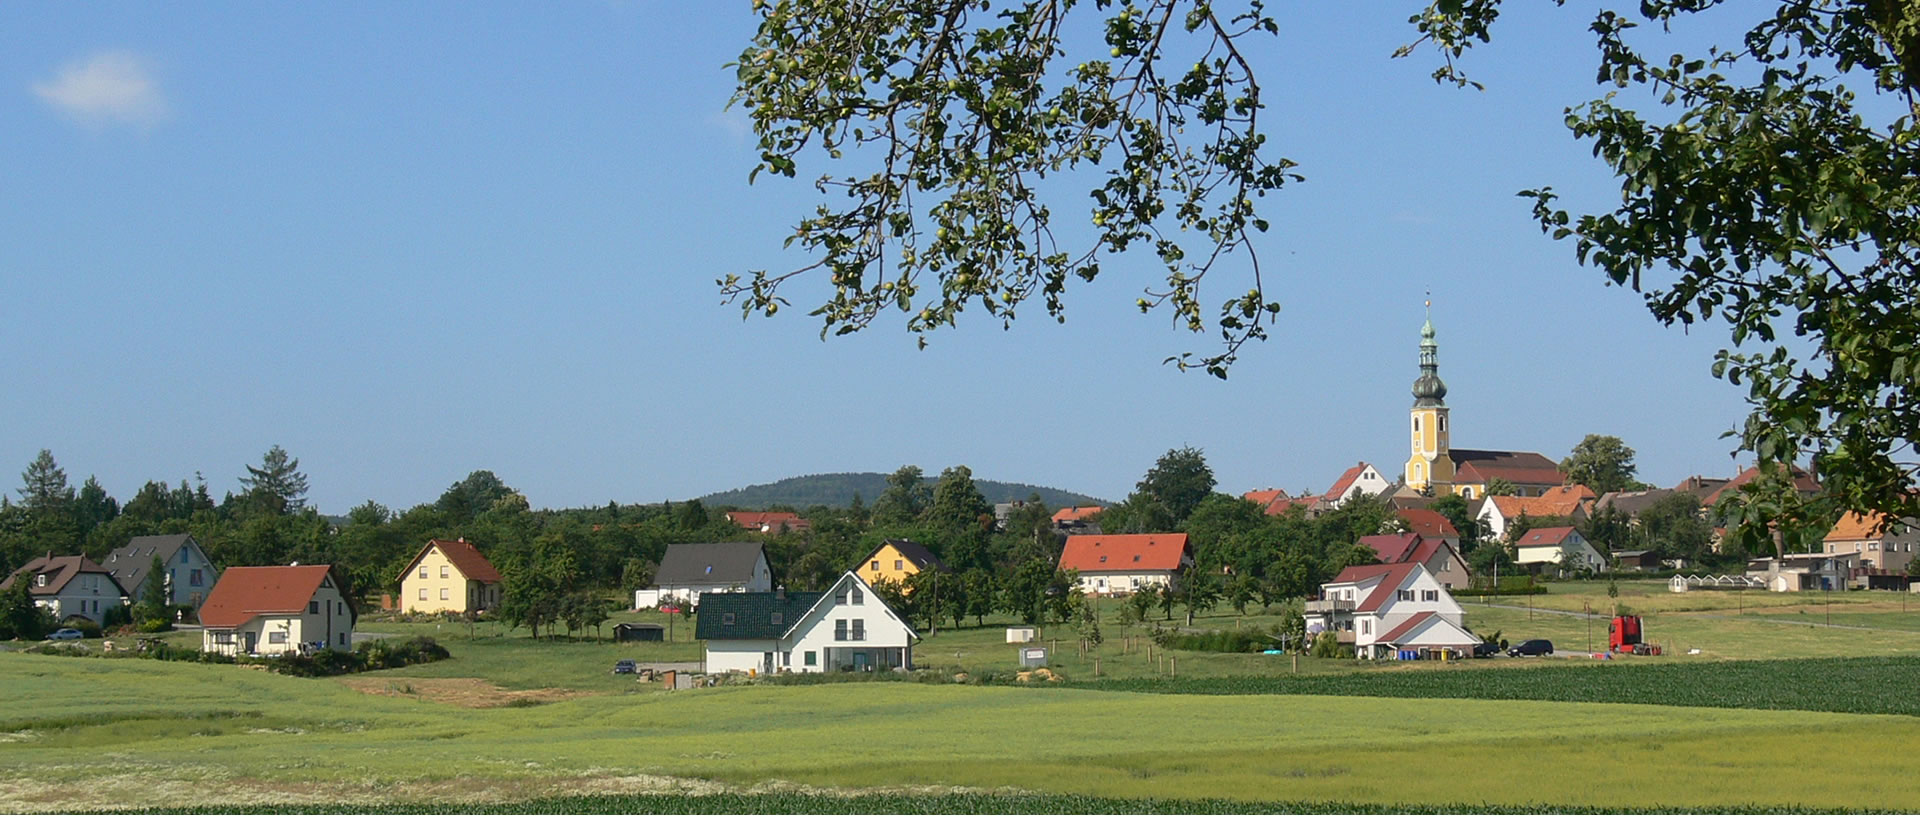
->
[32,51,167,127]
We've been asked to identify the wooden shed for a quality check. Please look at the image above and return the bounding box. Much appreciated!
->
[614,622,665,642]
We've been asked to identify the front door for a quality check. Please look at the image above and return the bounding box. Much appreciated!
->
[244,631,257,653]
[762,652,774,674]
[852,651,870,672]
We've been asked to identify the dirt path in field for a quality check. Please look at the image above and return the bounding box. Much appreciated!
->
[334,676,599,707]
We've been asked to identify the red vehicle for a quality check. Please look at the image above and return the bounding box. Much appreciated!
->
[1608,615,1660,655]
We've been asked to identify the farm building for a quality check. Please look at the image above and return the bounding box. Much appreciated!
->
[395,538,503,614]
[613,622,664,642]
[695,572,917,674]
[634,542,773,609]
[1057,533,1191,596]
[199,565,356,656]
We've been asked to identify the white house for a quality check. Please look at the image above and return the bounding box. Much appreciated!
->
[634,541,773,609]
[1321,462,1392,507]
[0,555,128,624]
[101,534,220,610]
[695,572,918,674]
[1513,526,1607,574]
[1057,533,1191,596]
[1304,562,1479,659]
[199,565,356,656]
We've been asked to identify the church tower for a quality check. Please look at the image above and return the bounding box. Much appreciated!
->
[1405,307,1454,494]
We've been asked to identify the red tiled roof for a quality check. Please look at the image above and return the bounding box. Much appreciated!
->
[1377,610,1438,644]
[200,565,337,629]
[1825,511,1894,542]
[1264,496,1320,516]
[1323,464,1368,502]
[1702,465,1821,506]
[1242,489,1288,508]
[1399,508,1458,539]
[1405,537,1448,567]
[399,538,502,584]
[1360,532,1423,563]
[727,511,809,530]
[1058,533,1190,573]
[1052,506,1105,522]
[1514,526,1578,548]
[1328,562,1420,613]
[1486,485,1594,521]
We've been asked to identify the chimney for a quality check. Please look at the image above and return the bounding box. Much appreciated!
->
[290,561,300,567]
[776,585,786,601]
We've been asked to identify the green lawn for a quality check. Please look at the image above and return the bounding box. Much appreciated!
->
[1,652,1915,813]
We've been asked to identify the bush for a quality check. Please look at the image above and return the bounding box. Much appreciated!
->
[62,617,103,638]
[1158,626,1282,653]
[357,636,451,670]
[101,604,134,629]
[136,617,173,633]
[1308,631,1342,659]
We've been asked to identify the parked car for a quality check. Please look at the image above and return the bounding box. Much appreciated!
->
[612,659,637,675]
[1471,642,1501,659]
[1508,639,1554,657]
[45,628,84,641]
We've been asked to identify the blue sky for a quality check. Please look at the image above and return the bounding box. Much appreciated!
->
[0,3,1769,512]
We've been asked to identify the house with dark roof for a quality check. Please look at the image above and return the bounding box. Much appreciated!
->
[634,541,773,609]
[1449,449,1566,498]
[396,538,503,614]
[101,534,219,609]
[696,572,918,674]
[1057,533,1191,596]
[1305,562,1478,659]
[199,564,355,655]
[855,538,951,591]
[1358,531,1471,589]
[0,555,128,624]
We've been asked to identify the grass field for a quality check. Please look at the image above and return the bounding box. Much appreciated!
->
[2,652,1917,813]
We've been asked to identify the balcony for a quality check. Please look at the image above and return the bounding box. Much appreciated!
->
[1304,598,1354,614]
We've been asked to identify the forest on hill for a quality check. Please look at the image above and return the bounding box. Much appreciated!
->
[698,472,1106,510]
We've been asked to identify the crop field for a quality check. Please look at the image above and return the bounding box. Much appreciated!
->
[3,652,1919,813]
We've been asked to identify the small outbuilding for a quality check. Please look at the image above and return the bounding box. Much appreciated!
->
[613,622,665,642]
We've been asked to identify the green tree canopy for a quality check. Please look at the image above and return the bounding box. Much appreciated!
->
[1137,446,1216,528]
[729,0,1920,536]
[239,445,310,515]
[1560,434,1646,497]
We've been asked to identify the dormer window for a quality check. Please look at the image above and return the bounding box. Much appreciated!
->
[771,612,783,626]
[722,612,737,625]
[1098,555,1107,563]
[35,574,47,588]
[1133,555,1141,562]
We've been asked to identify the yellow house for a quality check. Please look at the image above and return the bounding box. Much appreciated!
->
[856,538,951,591]
[396,538,503,614]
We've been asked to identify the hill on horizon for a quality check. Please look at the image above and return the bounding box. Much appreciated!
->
[697,472,1108,511]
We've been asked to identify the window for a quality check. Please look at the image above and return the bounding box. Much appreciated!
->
[440,588,449,600]
[770,612,783,626]
[212,632,234,645]
[35,574,46,587]
[852,620,866,641]
[1438,415,1447,432]
[308,601,319,614]
[834,619,848,641]
[440,566,450,578]
[1397,589,1414,601]
[835,590,848,605]
[1361,619,1372,635]
[722,612,736,625]
[851,587,864,605]
[1870,542,1880,551]
[1439,559,1451,572]
[871,561,880,571]
[268,631,287,644]
[894,559,903,570]
[781,650,791,666]
[419,588,428,601]
[190,569,203,587]
[181,548,190,564]
[1413,416,1422,432]
[1422,590,1439,602]
[338,633,346,646]
[419,567,428,579]
[805,651,817,666]
[1461,487,1474,499]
